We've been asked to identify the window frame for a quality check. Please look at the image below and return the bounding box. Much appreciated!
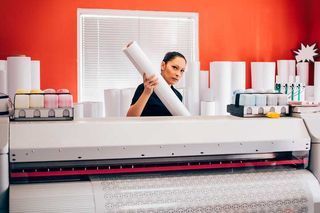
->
[77,8,199,102]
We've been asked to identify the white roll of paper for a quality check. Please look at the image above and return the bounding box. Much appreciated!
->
[305,86,314,101]
[288,60,296,77]
[73,103,84,120]
[231,61,246,93]
[200,101,215,116]
[314,62,320,102]
[123,41,190,116]
[104,89,120,117]
[277,60,289,83]
[297,62,309,85]
[31,60,40,89]
[0,60,7,94]
[7,56,31,99]
[210,61,232,115]
[83,101,103,118]
[199,71,214,101]
[185,61,200,115]
[251,62,275,91]
[120,88,135,117]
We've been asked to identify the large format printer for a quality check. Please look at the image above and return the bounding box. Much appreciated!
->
[1,116,320,212]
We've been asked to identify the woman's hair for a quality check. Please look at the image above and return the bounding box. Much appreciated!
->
[162,51,187,64]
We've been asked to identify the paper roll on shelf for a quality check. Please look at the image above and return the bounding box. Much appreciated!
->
[7,56,31,99]
[0,60,7,94]
[73,103,84,120]
[185,61,200,115]
[31,60,40,89]
[123,41,190,116]
[210,61,232,115]
[297,62,309,85]
[231,61,246,92]
[251,62,275,91]
[277,60,289,83]
[199,71,214,102]
[314,62,320,102]
[200,101,215,116]
[288,60,296,77]
[82,101,103,118]
[120,88,135,117]
[104,89,121,117]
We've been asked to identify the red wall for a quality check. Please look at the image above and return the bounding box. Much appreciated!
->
[0,0,311,101]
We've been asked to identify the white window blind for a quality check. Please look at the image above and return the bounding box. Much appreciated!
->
[78,9,198,102]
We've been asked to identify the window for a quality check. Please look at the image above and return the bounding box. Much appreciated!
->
[78,9,198,102]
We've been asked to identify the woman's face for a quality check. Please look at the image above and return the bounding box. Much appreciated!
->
[161,56,186,85]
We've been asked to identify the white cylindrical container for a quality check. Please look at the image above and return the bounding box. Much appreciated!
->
[31,60,40,89]
[297,62,309,85]
[104,89,121,117]
[7,56,31,100]
[185,61,200,115]
[314,62,320,102]
[231,61,246,93]
[251,62,275,91]
[120,88,135,117]
[199,71,214,102]
[200,101,215,116]
[0,60,7,94]
[210,61,232,115]
[277,60,289,83]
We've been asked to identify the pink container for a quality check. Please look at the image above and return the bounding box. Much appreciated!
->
[58,94,73,108]
[44,88,56,94]
[44,94,58,108]
[57,89,70,94]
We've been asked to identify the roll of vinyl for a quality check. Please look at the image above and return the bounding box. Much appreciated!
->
[185,61,200,115]
[277,60,289,83]
[231,61,246,93]
[210,61,232,115]
[123,41,190,116]
[251,62,275,91]
[31,60,40,89]
[0,60,7,94]
[104,89,121,117]
[73,103,84,120]
[199,71,214,101]
[297,62,309,85]
[120,88,135,117]
[83,101,103,118]
[314,62,320,102]
[305,86,314,101]
[288,60,296,77]
[200,101,215,116]
[7,56,31,99]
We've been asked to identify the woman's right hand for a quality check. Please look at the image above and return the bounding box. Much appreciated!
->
[143,73,158,96]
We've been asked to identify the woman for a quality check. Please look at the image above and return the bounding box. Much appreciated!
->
[127,52,187,116]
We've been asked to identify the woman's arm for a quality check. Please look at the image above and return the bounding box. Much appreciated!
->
[127,74,158,117]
